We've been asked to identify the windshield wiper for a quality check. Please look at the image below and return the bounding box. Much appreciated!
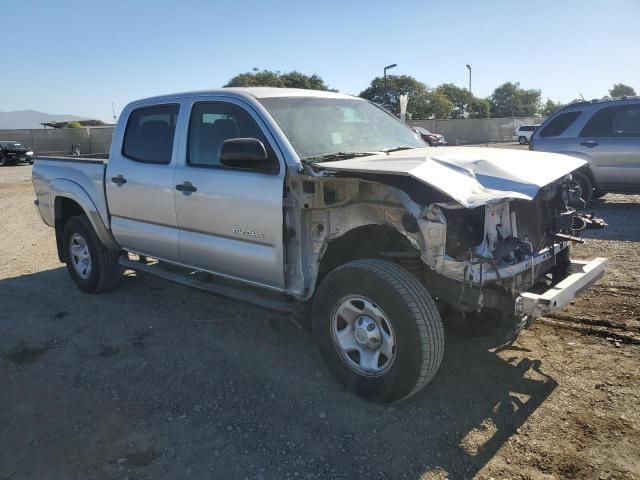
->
[302,151,376,164]
[381,146,416,154]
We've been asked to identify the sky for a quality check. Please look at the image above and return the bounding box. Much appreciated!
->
[1,0,639,122]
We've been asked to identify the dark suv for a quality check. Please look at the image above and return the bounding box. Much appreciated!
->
[530,97,640,203]
[0,141,34,166]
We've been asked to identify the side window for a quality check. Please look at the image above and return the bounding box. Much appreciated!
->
[613,107,640,136]
[539,111,581,138]
[581,105,640,137]
[122,104,179,164]
[188,102,276,172]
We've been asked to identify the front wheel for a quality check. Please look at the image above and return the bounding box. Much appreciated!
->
[62,215,122,293]
[518,136,528,145]
[312,259,444,402]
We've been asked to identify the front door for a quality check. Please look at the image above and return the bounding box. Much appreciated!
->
[106,103,182,261]
[579,104,640,190]
[173,99,285,289]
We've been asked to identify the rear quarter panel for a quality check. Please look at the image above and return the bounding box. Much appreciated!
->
[32,158,118,250]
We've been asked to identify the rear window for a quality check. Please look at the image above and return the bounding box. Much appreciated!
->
[122,104,180,164]
[519,125,536,132]
[539,111,581,138]
[580,105,640,137]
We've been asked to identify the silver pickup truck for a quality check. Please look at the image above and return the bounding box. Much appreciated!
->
[33,88,607,402]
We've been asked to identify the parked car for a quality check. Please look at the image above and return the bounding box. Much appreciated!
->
[32,88,607,402]
[530,96,640,204]
[411,126,446,146]
[512,124,540,145]
[0,141,34,165]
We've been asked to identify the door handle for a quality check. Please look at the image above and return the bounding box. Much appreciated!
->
[176,182,197,193]
[580,141,599,148]
[111,174,127,186]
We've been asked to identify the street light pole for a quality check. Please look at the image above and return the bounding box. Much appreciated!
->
[384,63,397,108]
[466,64,472,95]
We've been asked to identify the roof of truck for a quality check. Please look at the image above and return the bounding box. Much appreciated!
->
[135,87,356,104]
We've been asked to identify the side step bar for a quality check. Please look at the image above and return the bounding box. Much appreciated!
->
[119,257,296,314]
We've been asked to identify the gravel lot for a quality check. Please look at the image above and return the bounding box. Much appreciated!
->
[1,164,639,479]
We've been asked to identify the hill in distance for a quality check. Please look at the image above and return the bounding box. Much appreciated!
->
[0,110,89,129]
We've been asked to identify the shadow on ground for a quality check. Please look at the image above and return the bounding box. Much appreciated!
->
[0,267,556,479]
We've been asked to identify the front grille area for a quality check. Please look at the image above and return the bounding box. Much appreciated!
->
[553,211,575,232]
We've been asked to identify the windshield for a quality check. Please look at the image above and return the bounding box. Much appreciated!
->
[259,97,424,161]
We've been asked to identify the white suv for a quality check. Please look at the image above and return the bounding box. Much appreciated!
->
[513,124,540,144]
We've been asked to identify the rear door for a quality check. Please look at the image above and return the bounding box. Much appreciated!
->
[106,104,182,261]
[173,98,286,289]
[578,104,640,189]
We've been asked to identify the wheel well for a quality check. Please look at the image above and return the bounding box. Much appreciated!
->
[576,165,595,185]
[317,225,418,282]
[54,197,86,262]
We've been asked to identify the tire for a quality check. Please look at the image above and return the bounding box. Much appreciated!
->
[312,259,444,403]
[518,136,527,145]
[0,153,5,166]
[572,170,593,206]
[62,215,121,293]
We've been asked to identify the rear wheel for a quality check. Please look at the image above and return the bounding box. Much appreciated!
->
[62,215,121,293]
[571,170,593,206]
[518,136,527,145]
[312,259,444,403]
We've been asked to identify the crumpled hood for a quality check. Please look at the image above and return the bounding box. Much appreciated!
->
[317,146,586,208]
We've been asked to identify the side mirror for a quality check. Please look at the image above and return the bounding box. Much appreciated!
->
[219,138,268,168]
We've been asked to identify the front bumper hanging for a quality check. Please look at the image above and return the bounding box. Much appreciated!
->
[514,257,608,319]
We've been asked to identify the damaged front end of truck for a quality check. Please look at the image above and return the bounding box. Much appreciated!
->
[287,147,607,340]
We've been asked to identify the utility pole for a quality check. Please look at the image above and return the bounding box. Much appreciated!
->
[384,63,397,108]
[466,64,472,95]
[111,102,117,123]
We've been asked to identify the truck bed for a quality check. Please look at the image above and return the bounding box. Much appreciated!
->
[32,156,109,230]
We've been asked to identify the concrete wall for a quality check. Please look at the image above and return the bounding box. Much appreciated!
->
[0,127,114,156]
[408,117,546,145]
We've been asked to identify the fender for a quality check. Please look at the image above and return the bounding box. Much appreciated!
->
[50,178,120,252]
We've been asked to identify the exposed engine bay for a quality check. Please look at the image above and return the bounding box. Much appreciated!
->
[285,156,606,339]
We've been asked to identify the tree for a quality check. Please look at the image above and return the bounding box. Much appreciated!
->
[467,97,491,118]
[224,69,335,91]
[490,82,541,117]
[434,83,473,118]
[540,99,565,116]
[424,92,454,119]
[359,75,431,117]
[609,83,636,97]
[67,121,83,128]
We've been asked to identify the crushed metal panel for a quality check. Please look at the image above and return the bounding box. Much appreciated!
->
[318,147,587,208]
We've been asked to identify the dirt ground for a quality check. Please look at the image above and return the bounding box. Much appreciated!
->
[1,164,639,480]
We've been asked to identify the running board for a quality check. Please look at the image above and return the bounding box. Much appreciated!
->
[119,257,296,314]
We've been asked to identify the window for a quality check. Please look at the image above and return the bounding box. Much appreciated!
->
[580,105,640,137]
[188,102,276,171]
[539,111,581,138]
[519,125,536,132]
[259,97,424,160]
[122,104,179,164]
